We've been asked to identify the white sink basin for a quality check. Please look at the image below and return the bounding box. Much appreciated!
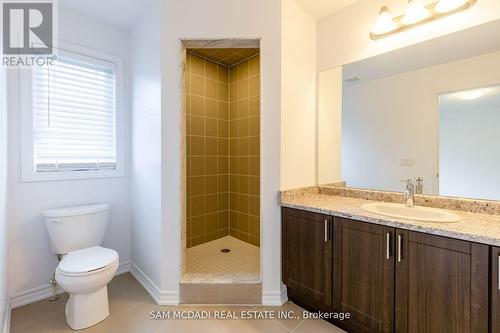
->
[361,202,462,223]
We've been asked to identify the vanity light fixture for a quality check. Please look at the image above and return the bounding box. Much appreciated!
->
[370,0,476,40]
[402,0,429,25]
[371,6,397,35]
[435,0,469,13]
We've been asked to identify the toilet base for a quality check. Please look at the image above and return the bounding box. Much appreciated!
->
[65,285,110,330]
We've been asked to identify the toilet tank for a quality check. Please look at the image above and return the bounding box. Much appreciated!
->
[43,203,110,255]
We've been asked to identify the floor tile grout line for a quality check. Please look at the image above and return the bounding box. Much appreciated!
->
[290,318,307,332]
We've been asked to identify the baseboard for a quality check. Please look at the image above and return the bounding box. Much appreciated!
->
[10,260,131,309]
[280,283,289,304]
[262,283,288,306]
[2,304,10,333]
[129,262,179,305]
[9,260,181,309]
[9,283,65,309]
[116,260,131,276]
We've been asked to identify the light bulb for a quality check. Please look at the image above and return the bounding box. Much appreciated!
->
[455,89,487,100]
[371,6,397,35]
[402,0,429,25]
[435,0,468,13]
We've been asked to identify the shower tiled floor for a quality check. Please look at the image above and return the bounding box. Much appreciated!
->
[183,236,260,283]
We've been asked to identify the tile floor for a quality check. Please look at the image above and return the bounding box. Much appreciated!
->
[184,236,260,283]
[10,273,346,333]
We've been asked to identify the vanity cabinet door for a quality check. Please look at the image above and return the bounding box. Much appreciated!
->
[332,217,395,333]
[395,230,489,333]
[282,208,333,311]
[491,247,500,333]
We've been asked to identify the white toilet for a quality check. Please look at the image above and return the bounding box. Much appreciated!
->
[44,203,119,330]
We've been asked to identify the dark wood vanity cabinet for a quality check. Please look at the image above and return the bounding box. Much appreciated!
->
[491,247,500,333]
[332,218,395,333]
[282,208,333,311]
[395,230,489,333]
[282,208,492,333]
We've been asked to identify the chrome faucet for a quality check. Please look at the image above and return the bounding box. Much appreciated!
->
[401,179,415,207]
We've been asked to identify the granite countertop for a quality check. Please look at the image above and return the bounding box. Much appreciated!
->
[281,192,500,247]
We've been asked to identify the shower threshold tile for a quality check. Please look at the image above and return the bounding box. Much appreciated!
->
[182,272,260,283]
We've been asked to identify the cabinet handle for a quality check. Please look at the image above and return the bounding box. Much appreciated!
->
[324,220,328,242]
[397,234,403,263]
[498,255,500,290]
[386,233,391,259]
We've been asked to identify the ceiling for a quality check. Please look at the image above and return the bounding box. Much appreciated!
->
[61,0,353,28]
[61,0,153,29]
[295,0,359,19]
[188,48,260,67]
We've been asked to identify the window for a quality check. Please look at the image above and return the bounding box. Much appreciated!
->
[21,44,124,181]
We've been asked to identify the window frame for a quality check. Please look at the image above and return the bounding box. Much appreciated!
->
[20,41,125,182]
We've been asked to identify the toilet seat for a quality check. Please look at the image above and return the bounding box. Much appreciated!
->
[58,246,118,277]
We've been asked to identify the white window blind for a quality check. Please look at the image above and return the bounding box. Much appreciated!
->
[32,52,117,173]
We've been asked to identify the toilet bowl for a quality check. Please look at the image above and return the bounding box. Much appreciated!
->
[56,246,119,330]
[43,204,118,330]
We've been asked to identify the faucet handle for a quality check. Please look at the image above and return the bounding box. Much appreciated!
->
[415,177,424,194]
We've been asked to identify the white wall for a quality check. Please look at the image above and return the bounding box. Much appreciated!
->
[130,0,162,289]
[440,106,500,200]
[0,68,9,332]
[317,67,342,185]
[7,7,132,300]
[161,0,283,304]
[341,50,500,194]
[317,0,500,70]
[281,0,317,190]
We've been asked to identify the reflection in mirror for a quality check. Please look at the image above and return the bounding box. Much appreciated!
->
[318,19,500,201]
[439,85,500,200]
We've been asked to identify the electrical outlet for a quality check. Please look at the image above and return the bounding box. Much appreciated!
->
[400,158,415,167]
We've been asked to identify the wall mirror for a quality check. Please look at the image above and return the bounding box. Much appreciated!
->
[319,19,500,201]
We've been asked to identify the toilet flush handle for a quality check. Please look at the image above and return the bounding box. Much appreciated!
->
[48,218,63,223]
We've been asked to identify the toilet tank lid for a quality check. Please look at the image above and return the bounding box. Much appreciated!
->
[43,203,110,218]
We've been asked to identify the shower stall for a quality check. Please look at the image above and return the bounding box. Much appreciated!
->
[181,42,261,292]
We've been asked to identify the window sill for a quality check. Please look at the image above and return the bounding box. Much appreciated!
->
[20,169,125,182]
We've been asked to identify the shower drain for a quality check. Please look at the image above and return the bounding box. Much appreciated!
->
[221,248,231,253]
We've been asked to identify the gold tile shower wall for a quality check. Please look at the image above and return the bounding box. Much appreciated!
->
[187,53,230,247]
[228,55,260,246]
